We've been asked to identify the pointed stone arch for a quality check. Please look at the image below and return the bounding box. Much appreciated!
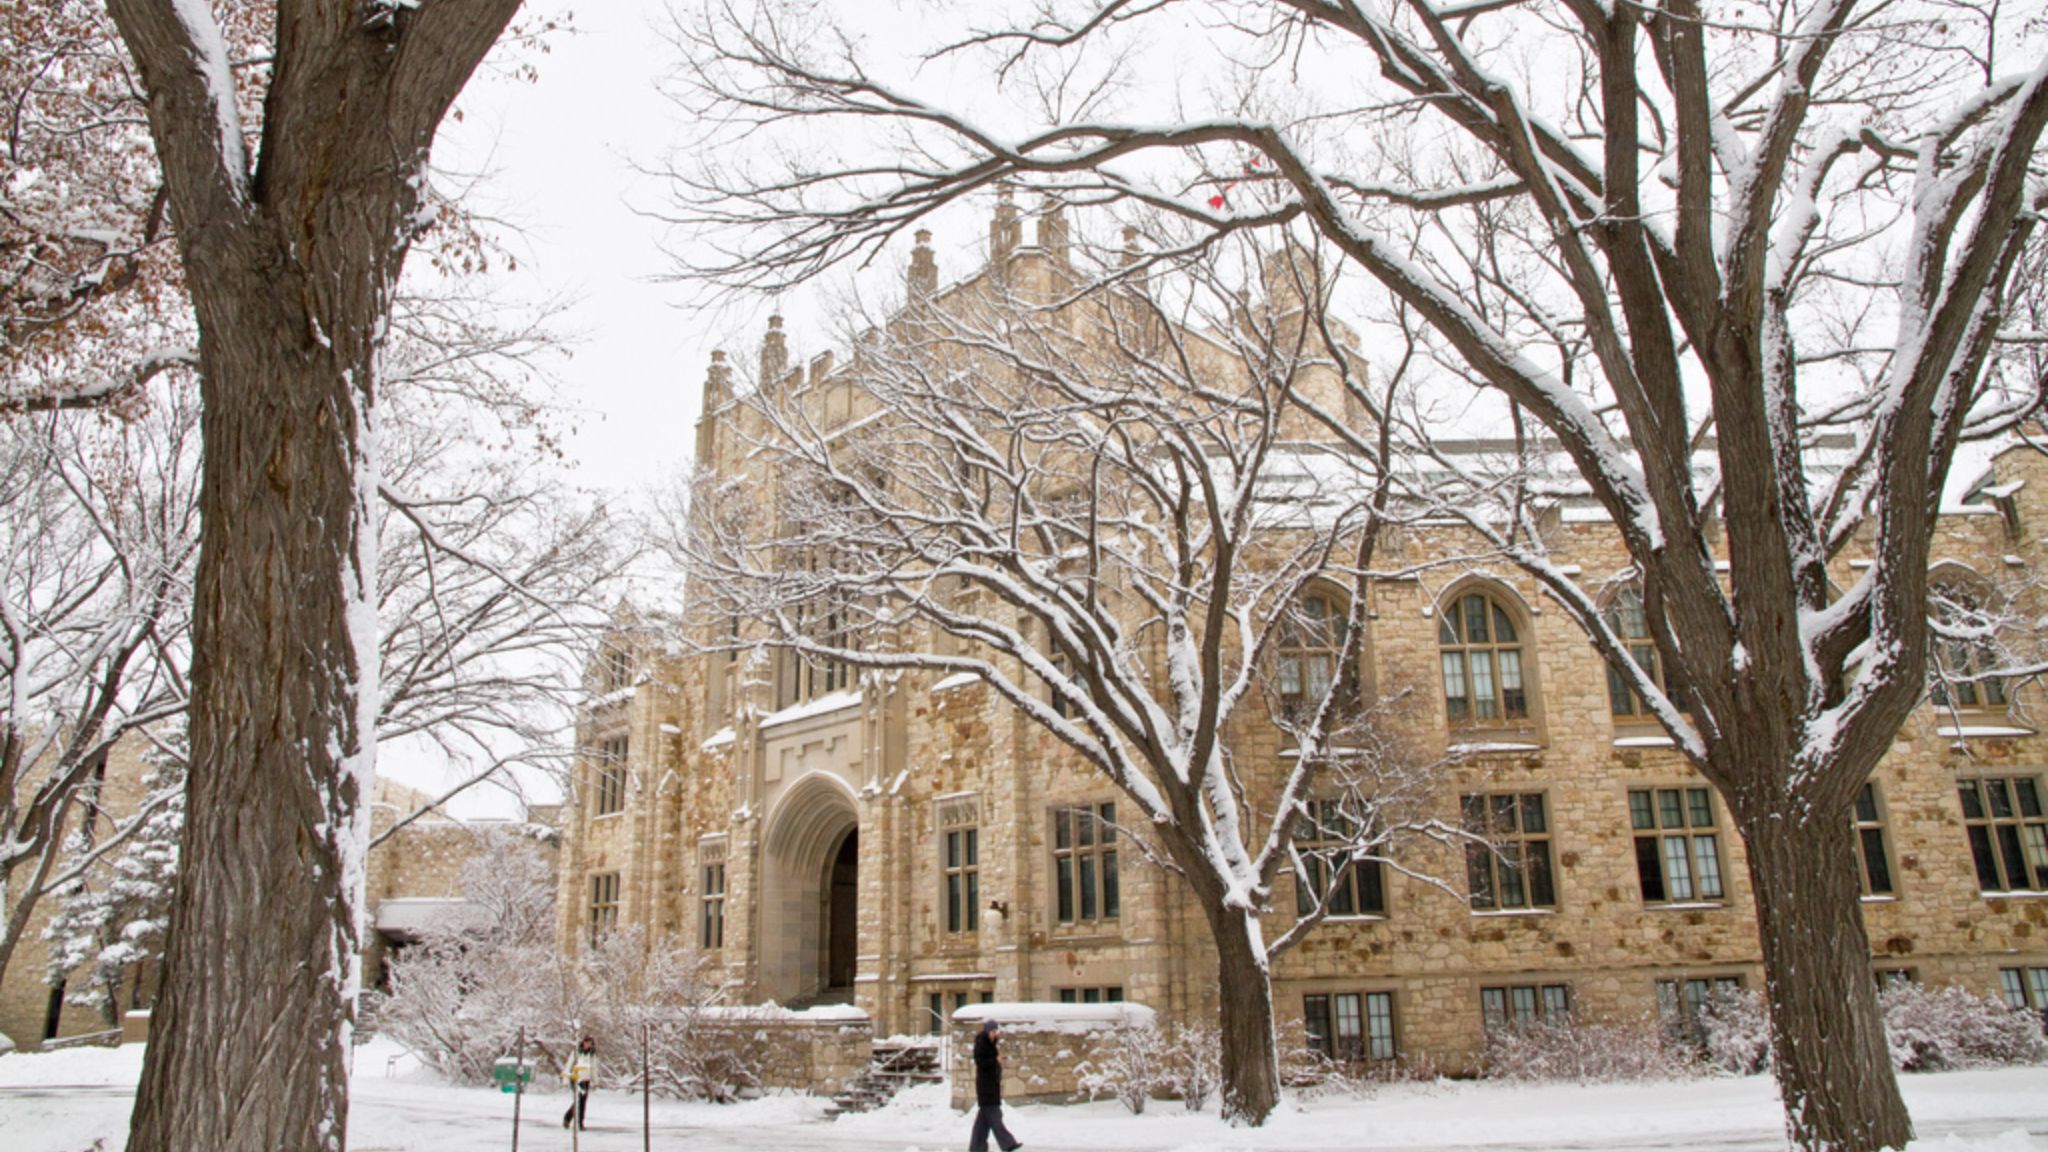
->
[758,771,861,1005]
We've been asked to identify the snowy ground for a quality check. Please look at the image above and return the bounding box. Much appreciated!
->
[2,1038,2044,1152]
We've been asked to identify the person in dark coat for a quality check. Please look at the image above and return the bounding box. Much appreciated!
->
[968,1018,1021,1152]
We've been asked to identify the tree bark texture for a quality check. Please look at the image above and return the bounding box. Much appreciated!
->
[1731,788,1913,1152]
[102,3,520,1150]
[1206,901,1280,1125]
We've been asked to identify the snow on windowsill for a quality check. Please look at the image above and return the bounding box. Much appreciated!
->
[1320,914,1390,924]
[931,671,983,693]
[1860,894,1899,904]
[1647,901,1726,912]
[758,689,861,730]
[1935,725,2035,739]
[1613,735,1677,748]
[1982,889,2048,900]
[953,1002,1156,1033]
[908,972,996,983]
[1448,741,1544,755]
[1471,907,1555,918]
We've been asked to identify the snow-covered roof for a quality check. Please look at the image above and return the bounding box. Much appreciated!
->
[758,689,861,730]
[952,1001,1155,1032]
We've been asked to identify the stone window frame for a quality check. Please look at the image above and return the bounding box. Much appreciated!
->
[1292,797,1388,920]
[1301,989,1399,1063]
[1927,570,2012,714]
[1957,774,2048,894]
[1480,982,1571,1034]
[1437,582,1541,736]
[1273,587,1362,721]
[925,986,994,1034]
[1600,584,1679,723]
[1051,801,1121,927]
[592,734,628,818]
[939,794,981,934]
[1055,986,1125,1004]
[1654,972,1743,1051]
[1998,966,2048,1031]
[588,871,620,949]
[1461,791,1558,912]
[699,836,728,950]
[1854,781,1897,899]
[1629,784,1728,906]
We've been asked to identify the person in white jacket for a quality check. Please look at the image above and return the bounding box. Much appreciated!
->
[562,1036,596,1131]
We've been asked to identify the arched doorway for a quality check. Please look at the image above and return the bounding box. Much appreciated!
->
[825,829,858,993]
[759,774,859,1005]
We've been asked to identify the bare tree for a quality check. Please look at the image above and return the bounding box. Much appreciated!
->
[672,234,1455,1123]
[96,2,522,1148]
[0,386,198,992]
[670,3,2048,1146]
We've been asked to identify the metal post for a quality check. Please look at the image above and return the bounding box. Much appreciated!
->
[510,1026,525,1152]
[642,1022,652,1152]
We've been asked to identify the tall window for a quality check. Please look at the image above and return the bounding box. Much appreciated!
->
[941,796,980,933]
[1999,967,2048,1031]
[594,736,628,816]
[1929,581,2008,711]
[1463,792,1556,910]
[1293,799,1387,918]
[1048,649,1077,719]
[1302,992,1397,1062]
[1053,803,1120,924]
[1439,589,1529,725]
[1630,786,1725,904]
[1656,975,1741,1050]
[700,839,727,950]
[1481,984,1571,1033]
[1604,587,1673,718]
[1854,782,1895,897]
[1958,776,2048,893]
[598,643,633,691]
[1277,593,1349,718]
[588,872,620,948]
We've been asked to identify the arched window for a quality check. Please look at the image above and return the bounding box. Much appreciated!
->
[1605,587,1674,718]
[1439,588,1529,725]
[1277,592,1350,718]
[1929,578,2008,711]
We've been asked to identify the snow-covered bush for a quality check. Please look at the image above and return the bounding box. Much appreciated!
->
[1075,1018,1172,1112]
[1881,982,2048,1072]
[1698,987,1772,1075]
[1483,1016,1695,1083]
[1163,1023,1222,1112]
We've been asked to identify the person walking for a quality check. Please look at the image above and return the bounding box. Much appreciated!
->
[562,1035,596,1131]
[968,1018,1021,1152]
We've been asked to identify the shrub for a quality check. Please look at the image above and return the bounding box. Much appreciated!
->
[1697,986,1771,1075]
[1484,1016,1695,1083]
[1881,982,2048,1072]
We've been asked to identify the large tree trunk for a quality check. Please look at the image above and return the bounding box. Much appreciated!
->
[126,267,379,1151]
[1732,786,1912,1152]
[1209,907,1280,1126]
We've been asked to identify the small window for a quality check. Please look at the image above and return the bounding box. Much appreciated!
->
[1053,803,1120,924]
[1958,776,2048,893]
[1998,967,2048,1032]
[1463,793,1556,911]
[1630,786,1725,904]
[593,736,628,816]
[1655,975,1742,1051]
[1277,593,1351,719]
[1048,649,1077,719]
[1604,587,1676,718]
[701,862,726,948]
[1303,991,1397,1062]
[1481,983,1571,1033]
[1929,581,2009,711]
[1439,589,1530,726]
[1056,986,1125,1003]
[1854,782,1895,897]
[588,872,620,948]
[1293,799,1387,918]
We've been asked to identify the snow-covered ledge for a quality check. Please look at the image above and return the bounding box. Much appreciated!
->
[948,1002,1156,1110]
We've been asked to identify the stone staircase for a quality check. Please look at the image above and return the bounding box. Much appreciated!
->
[824,1039,944,1117]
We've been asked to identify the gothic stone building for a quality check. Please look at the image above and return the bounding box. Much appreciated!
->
[556,208,2048,1073]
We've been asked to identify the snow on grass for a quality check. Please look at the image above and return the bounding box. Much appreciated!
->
[2,1037,2044,1151]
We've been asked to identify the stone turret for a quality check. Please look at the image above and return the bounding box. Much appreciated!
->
[695,349,732,465]
[1036,194,1070,272]
[988,184,1022,274]
[908,229,938,299]
[760,314,789,386]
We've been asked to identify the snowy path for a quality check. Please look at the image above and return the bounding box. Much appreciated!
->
[3,1040,2045,1152]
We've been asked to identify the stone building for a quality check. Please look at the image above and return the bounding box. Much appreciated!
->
[556,201,2048,1075]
